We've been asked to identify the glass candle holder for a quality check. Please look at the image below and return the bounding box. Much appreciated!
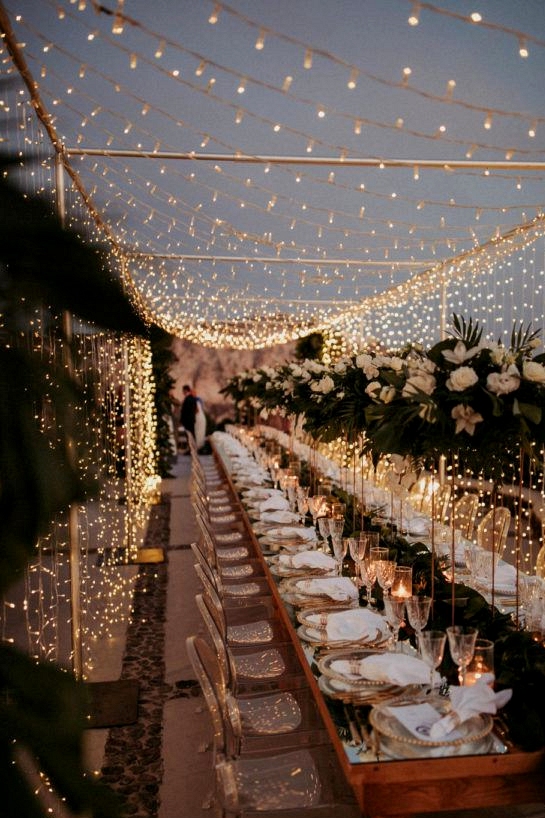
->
[463,638,494,686]
[391,565,413,599]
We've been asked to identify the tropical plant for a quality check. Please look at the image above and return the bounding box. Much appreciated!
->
[0,153,150,818]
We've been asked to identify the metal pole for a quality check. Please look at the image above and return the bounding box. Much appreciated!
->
[55,153,84,680]
[127,252,434,267]
[64,147,545,171]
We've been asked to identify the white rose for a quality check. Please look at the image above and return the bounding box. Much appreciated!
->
[363,363,380,379]
[252,373,261,382]
[487,371,520,395]
[389,356,404,371]
[334,361,347,374]
[446,366,479,392]
[402,373,436,397]
[365,381,381,398]
[311,375,335,394]
[289,364,303,377]
[380,386,397,403]
[523,360,545,384]
[356,353,373,369]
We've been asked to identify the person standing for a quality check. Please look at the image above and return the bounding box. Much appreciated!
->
[180,383,197,449]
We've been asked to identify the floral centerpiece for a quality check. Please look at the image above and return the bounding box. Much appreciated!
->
[362,316,545,477]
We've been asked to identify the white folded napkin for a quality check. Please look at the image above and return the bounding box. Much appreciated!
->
[310,607,385,641]
[295,577,359,601]
[261,510,301,524]
[267,526,317,542]
[331,652,439,686]
[259,495,291,512]
[279,550,335,569]
[408,516,431,536]
[429,681,512,739]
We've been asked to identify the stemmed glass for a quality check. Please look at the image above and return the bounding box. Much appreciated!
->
[295,486,310,524]
[331,535,349,576]
[371,547,397,595]
[308,495,329,533]
[359,556,378,606]
[347,537,367,584]
[446,626,478,687]
[405,595,432,645]
[317,515,331,548]
[418,630,447,690]
[383,596,406,651]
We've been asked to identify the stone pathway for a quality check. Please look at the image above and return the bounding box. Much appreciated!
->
[100,500,170,818]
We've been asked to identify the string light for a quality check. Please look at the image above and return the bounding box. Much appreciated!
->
[208,4,220,24]
[408,3,420,26]
[255,28,265,50]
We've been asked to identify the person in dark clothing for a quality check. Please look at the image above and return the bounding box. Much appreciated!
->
[180,383,198,444]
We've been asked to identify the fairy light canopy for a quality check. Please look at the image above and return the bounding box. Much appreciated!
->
[2,0,545,348]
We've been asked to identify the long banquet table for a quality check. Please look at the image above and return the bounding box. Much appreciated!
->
[207,436,545,818]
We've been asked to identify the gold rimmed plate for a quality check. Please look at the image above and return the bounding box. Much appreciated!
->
[370,701,495,759]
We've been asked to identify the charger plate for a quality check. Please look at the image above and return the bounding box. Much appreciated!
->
[297,607,389,649]
[317,648,396,688]
[318,674,421,706]
[281,577,359,608]
[268,558,335,579]
[370,701,494,759]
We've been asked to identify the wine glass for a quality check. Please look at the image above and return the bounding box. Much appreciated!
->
[359,556,378,606]
[383,596,406,650]
[308,495,329,531]
[317,515,331,547]
[331,535,349,575]
[446,626,478,687]
[296,485,310,522]
[347,537,366,583]
[418,629,447,690]
[371,547,397,596]
[405,595,432,644]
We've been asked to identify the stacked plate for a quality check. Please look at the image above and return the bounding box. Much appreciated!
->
[369,700,497,759]
[316,648,422,705]
[297,606,389,648]
[281,576,359,608]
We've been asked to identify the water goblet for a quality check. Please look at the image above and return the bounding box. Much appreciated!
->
[418,629,447,690]
[347,537,367,583]
[405,595,432,643]
[359,556,378,606]
[308,495,329,530]
[331,535,349,576]
[328,515,345,552]
[446,625,478,687]
[383,596,406,651]
[373,553,397,596]
[317,515,331,547]
[295,486,310,524]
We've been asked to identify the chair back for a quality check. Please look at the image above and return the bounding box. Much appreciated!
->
[186,635,226,758]
[476,506,511,557]
[452,493,479,540]
[195,587,236,686]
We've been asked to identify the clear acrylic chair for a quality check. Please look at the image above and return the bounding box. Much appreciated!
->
[195,519,264,580]
[451,493,479,540]
[196,590,291,648]
[421,482,451,522]
[187,635,328,755]
[196,593,307,694]
[192,530,264,582]
[476,506,511,558]
[193,560,278,621]
[215,749,362,818]
[192,547,273,605]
